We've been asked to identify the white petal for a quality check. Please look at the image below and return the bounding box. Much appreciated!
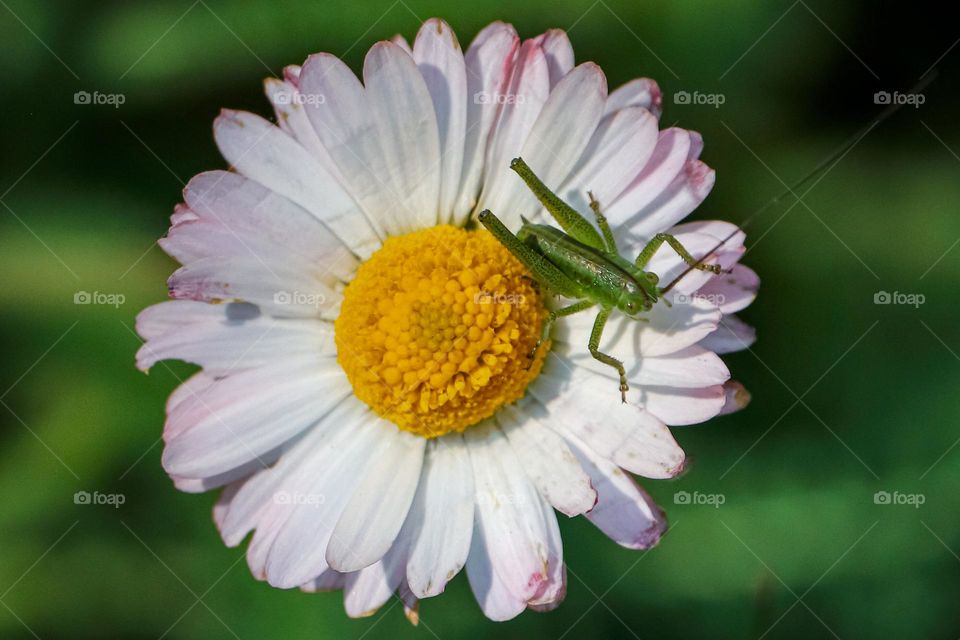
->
[362,41,442,229]
[531,369,686,478]
[213,109,379,257]
[301,569,346,593]
[499,402,596,517]
[215,402,361,547]
[564,431,667,549]
[326,427,425,572]
[136,301,334,373]
[634,345,730,389]
[465,510,526,621]
[453,22,519,221]
[465,422,551,601]
[697,264,759,314]
[525,492,565,610]
[162,359,351,478]
[552,293,721,361]
[482,62,607,228]
[263,77,339,176]
[641,385,726,426]
[298,53,396,242]
[343,541,407,618]
[413,18,468,223]
[262,401,379,587]
[405,435,474,598]
[699,314,756,354]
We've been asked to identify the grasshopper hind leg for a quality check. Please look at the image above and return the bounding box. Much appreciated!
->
[589,306,629,403]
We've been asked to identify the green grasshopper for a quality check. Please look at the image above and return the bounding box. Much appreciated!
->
[478,158,721,403]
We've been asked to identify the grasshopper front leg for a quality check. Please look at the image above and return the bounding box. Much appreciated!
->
[589,306,629,403]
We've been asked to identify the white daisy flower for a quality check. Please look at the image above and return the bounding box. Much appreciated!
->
[136,18,757,622]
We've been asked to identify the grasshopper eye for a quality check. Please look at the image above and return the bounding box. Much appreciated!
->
[645,272,659,285]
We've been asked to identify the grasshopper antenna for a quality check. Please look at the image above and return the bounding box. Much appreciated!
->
[660,70,939,294]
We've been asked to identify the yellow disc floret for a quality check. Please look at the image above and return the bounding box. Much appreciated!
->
[335,225,548,438]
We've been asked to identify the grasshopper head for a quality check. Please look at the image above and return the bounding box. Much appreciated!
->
[618,272,660,317]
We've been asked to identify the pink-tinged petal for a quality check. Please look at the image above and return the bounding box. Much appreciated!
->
[557,106,659,219]
[136,301,335,373]
[166,257,341,319]
[405,435,474,599]
[282,64,301,86]
[465,511,527,621]
[532,29,574,87]
[162,359,351,478]
[172,443,286,493]
[262,401,378,587]
[564,431,667,549]
[531,370,686,479]
[719,380,752,415]
[622,159,716,243]
[413,18,468,223]
[606,77,662,119]
[326,427,425,572]
[172,171,357,282]
[644,228,743,297]
[697,264,759,314]
[483,62,607,228]
[498,402,596,517]
[526,492,565,610]
[362,41,442,229]
[641,385,726,426]
[213,109,380,257]
[453,22,519,221]
[606,128,691,228]
[478,39,550,218]
[699,314,756,354]
[465,422,551,602]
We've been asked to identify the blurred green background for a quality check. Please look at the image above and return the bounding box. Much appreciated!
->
[1,0,958,637]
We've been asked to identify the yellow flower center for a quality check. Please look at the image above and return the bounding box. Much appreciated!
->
[335,225,548,438]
